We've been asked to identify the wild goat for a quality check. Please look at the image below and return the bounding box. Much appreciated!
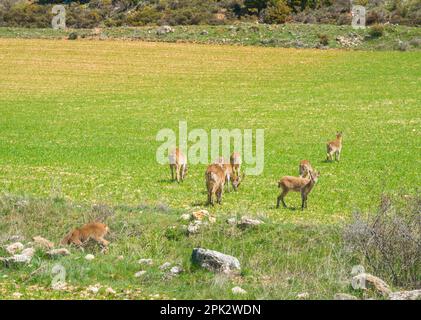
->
[326,132,343,162]
[213,152,243,192]
[205,164,226,206]
[299,160,313,178]
[61,222,109,247]
[169,148,187,182]
[277,170,320,210]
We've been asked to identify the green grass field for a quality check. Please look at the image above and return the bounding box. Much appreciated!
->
[0,38,420,299]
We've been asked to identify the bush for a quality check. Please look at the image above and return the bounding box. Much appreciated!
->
[126,5,162,26]
[68,32,78,40]
[369,23,385,38]
[318,33,329,46]
[260,0,291,24]
[344,194,421,288]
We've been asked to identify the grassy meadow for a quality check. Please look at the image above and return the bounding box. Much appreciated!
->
[0,37,420,299]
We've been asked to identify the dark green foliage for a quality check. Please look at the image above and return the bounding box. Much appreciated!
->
[0,0,419,28]
[68,31,78,39]
[369,23,384,38]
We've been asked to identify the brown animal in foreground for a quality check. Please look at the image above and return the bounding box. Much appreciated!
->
[326,132,343,161]
[299,160,313,178]
[277,171,320,210]
[205,164,226,205]
[61,222,110,247]
[213,152,243,192]
[169,148,187,182]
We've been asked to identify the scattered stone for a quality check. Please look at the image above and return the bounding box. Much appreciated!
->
[5,247,36,264]
[352,273,391,296]
[7,235,25,242]
[334,293,358,300]
[180,213,191,221]
[238,217,264,229]
[106,287,116,295]
[52,281,67,291]
[138,258,153,265]
[187,220,204,234]
[200,30,209,35]
[117,255,124,261]
[297,292,310,299]
[208,216,216,224]
[170,266,183,275]
[12,292,23,299]
[159,262,172,270]
[85,254,95,261]
[47,248,70,257]
[232,286,247,295]
[191,248,241,274]
[5,242,24,255]
[87,285,99,294]
[157,25,174,35]
[336,34,363,47]
[389,289,421,300]
[192,209,209,220]
[134,270,147,277]
[226,218,237,225]
[32,236,54,250]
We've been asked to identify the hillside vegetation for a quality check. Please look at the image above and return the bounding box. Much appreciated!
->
[0,23,421,50]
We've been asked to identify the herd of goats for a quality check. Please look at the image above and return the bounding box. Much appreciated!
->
[60,132,343,249]
[169,131,344,209]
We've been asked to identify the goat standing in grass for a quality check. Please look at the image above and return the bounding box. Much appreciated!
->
[326,132,343,162]
[277,170,320,210]
[169,148,187,182]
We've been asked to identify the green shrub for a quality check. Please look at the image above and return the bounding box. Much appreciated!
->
[68,32,78,40]
[318,33,329,46]
[369,23,385,38]
[126,5,162,26]
[262,0,291,24]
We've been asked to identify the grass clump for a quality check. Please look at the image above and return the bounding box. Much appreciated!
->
[344,194,421,289]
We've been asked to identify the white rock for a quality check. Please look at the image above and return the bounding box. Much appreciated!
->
[191,248,241,274]
[87,285,99,294]
[138,258,153,265]
[12,292,23,299]
[6,242,24,255]
[226,218,237,225]
[21,247,35,257]
[389,289,421,300]
[297,292,310,299]
[170,266,183,275]
[52,281,67,291]
[47,248,70,257]
[159,262,172,270]
[180,213,191,221]
[105,287,116,295]
[238,217,264,228]
[135,270,147,277]
[85,254,95,261]
[32,236,54,250]
[232,286,247,295]
[187,221,203,234]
